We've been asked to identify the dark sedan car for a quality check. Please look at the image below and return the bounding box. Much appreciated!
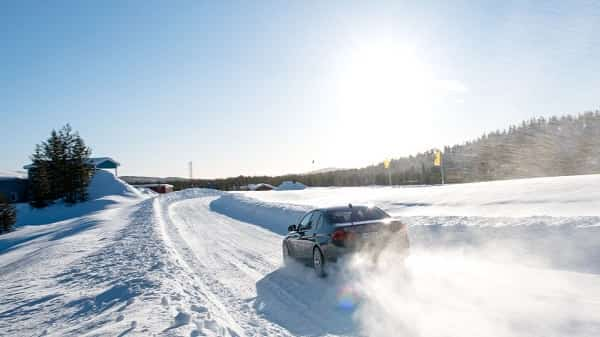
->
[282,205,410,277]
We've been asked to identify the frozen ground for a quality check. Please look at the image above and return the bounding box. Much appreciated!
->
[1,173,600,336]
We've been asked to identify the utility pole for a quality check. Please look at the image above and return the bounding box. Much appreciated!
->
[188,161,193,180]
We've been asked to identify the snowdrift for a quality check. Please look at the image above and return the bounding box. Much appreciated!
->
[88,169,143,199]
[210,193,309,235]
[16,169,143,226]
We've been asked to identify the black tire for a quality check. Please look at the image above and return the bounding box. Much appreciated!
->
[313,247,326,278]
[282,242,291,267]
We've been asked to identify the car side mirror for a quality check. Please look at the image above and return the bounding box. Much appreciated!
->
[288,224,297,232]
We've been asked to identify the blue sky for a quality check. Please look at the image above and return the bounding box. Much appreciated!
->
[1,1,599,178]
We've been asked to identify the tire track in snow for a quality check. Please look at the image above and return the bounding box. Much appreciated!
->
[159,193,355,337]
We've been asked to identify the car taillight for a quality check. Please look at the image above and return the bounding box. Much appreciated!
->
[332,229,357,243]
[390,221,406,232]
[332,229,346,241]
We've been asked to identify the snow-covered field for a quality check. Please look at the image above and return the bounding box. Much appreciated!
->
[1,173,600,336]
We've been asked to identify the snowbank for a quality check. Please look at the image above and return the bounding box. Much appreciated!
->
[210,193,309,235]
[15,169,143,226]
[88,169,143,199]
[275,180,306,191]
[245,174,600,217]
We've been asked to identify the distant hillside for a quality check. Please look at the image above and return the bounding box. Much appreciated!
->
[300,110,600,186]
[305,167,343,174]
[123,110,600,190]
[314,110,600,186]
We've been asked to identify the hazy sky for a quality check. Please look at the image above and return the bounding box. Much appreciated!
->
[2,1,599,178]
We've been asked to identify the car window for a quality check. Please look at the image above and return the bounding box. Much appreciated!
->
[312,212,322,232]
[325,207,390,224]
[298,212,312,230]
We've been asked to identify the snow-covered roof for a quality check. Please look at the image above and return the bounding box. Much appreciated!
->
[0,170,27,180]
[88,157,120,167]
[276,181,307,191]
[23,157,120,170]
[246,183,275,191]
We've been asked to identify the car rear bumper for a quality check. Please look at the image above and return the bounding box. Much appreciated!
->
[321,234,410,262]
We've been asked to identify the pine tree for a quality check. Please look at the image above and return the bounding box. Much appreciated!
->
[29,124,93,206]
[59,125,77,203]
[70,133,92,202]
[0,194,17,234]
[43,129,66,200]
[29,145,52,208]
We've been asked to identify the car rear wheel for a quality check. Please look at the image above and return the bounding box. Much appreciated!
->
[313,247,326,278]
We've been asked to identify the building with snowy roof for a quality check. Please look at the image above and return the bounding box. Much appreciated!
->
[0,171,28,203]
[24,157,121,176]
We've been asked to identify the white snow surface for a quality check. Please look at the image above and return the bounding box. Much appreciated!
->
[1,174,600,336]
[244,174,600,217]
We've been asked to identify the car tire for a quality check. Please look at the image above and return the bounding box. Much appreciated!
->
[282,242,291,267]
[313,247,326,278]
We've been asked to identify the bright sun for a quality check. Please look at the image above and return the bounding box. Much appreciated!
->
[335,40,434,119]
[328,38,466,166]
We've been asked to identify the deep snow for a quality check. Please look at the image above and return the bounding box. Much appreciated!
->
[1,173,600,336]
[241,174,600,217]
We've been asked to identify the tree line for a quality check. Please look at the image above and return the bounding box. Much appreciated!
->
[136,110,600,190]
[29,125,93,207]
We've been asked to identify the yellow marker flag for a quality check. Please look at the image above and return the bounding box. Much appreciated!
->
[433,150,442,166]
[383,159,391,169]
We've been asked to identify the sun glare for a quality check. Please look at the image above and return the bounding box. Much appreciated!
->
[335,40,434,121]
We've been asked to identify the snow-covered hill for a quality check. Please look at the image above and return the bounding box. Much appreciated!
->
[1,174,600,336]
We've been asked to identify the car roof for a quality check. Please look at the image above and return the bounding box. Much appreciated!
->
[315,205,372,212]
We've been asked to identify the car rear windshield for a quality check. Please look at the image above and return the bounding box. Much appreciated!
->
[325,207,390,224]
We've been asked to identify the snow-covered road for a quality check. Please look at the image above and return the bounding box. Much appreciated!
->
[162,192,600,337]
[161,193,357,337]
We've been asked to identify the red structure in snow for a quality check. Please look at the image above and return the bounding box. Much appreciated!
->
[138,184,174,194]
